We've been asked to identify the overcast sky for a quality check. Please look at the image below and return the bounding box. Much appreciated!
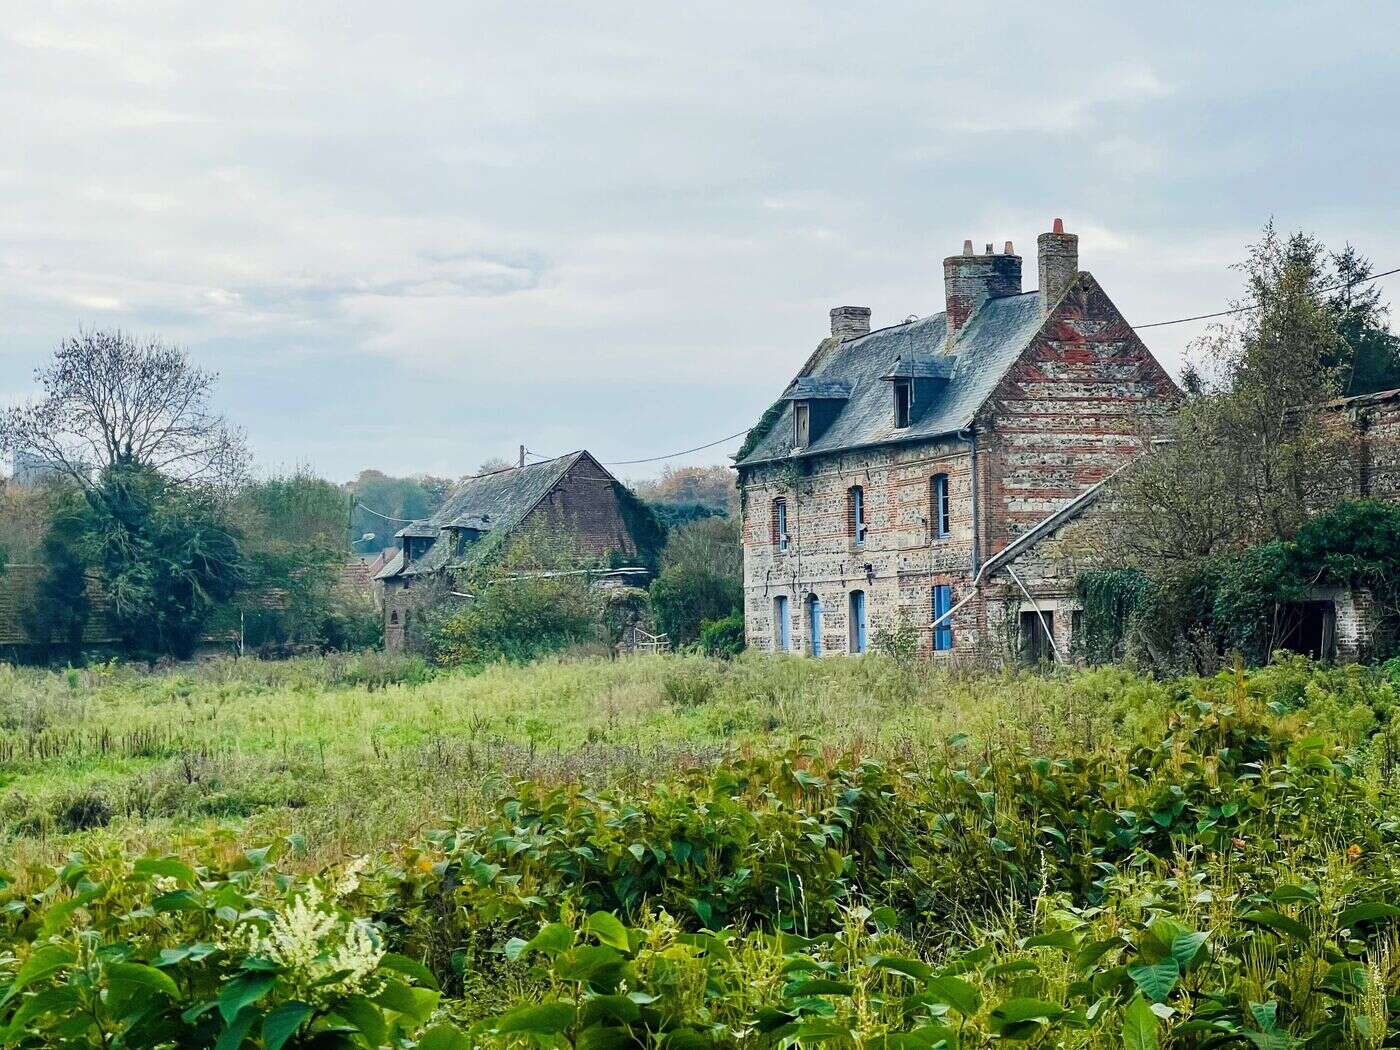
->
[4,2,1399,481]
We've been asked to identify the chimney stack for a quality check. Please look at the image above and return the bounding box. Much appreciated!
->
[1037,217,1079,314]
[943,239,1022,342]
[830,305,872,341]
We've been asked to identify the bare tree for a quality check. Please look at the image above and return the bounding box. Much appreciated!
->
[0,330,248,493]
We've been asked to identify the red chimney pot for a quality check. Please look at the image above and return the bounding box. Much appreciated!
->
[1052,218,1064,234]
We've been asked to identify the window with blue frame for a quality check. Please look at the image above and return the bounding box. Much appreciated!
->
[931,474,950,539]
[932,585,953,651]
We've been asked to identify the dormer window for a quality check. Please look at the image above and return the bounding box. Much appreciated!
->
[793,402,811,448]
[893,380,912,429]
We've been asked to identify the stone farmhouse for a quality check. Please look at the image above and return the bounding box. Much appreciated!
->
[374,451,649,649]
[734,220,1182,661]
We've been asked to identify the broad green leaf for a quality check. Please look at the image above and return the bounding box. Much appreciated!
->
[1127,960,1179,1004]
[869,955,933,982]
[335,995,387,1045]
[1249,1001,1279,1032]
[492,1000,577,1036]
[585,912,631,952]
[4,943,77,1004]
[418,1025,473,1050]
[554,945,627,985]
[988,998,1064,1039]
[134,857,199,885]
[925,975,981,1016]
[262,1001,312,1050]
[1122,995,1159,1050]
[107,961,180,999]
[1338,902,1400,928]
[374,978,439,1023]
[785,978,856,997]
[218,972,276,1023]
[215,1005,260,1050]
[8,986,82,1028]
[379,952,440,991]
[1021,930,1078,951]
[523,922,574,957]
[1169,931,1209,971]
[1241,910,1312,942]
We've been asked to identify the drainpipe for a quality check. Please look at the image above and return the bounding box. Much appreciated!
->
[930,449,1147,638]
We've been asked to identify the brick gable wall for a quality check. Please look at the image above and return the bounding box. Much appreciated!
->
[977,274,1179,556]
[519,454,637,559]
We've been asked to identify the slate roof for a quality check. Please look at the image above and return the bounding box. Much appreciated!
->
[881,353,956,380]
[374,452,590,580]
[430,453,582,531]
[784,378,852,400]
[736,291,1047,466]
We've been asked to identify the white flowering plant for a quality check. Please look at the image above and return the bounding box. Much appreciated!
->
[0,840,470,1049]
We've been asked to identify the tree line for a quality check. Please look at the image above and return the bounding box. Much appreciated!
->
[0,330,745,665]
[1076,225,1400,668]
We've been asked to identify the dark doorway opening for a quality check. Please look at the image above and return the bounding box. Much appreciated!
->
[1274,601,1336,660]
[1019,610,1055,665]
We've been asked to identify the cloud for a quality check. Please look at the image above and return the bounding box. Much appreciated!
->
[1,3,1397,477]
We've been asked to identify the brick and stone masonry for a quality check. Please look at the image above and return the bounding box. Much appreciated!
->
[735,220,1180,661]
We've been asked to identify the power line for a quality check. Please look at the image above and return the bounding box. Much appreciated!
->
[1132,265,1400,330]
[361,263,1400,521]
[527,429,751,468]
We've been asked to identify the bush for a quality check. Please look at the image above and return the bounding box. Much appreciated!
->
[649,565,741,646]
[699,612,745,657]
[430,575,602,667]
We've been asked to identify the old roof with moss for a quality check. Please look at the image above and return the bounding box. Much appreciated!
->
[735,290,1048,467]
[374,452,597,580]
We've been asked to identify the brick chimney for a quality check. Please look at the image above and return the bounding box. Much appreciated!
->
[943,239,1022,342]
[830,305,872,341]
[1037,217,1079,314]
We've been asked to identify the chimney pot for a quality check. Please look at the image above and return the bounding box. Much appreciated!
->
[944,238,1023,343]
[829,305,872,341]
[1038,218,1079,314]
[985,243,994,255]
[1004,240,1014,255]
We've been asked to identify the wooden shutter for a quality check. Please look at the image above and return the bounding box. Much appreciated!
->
[846,488,857,536]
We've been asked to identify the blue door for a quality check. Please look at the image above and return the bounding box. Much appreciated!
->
[775,596,790,652]
[849,591,867,653]
[933,585,953,651]
[807,595,823,656]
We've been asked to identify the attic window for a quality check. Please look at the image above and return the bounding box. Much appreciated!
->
[793,402,811,448]
[894,381,912,429]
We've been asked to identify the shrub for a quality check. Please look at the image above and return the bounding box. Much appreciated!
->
[649,565,741,646]
[430,575,602,667]
[699,612,745,657]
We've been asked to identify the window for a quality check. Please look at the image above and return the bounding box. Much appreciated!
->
[794,402,811,448]
[806,593,823,656]
[932,585,953,651]
[847,485,867,545]
[389,610,399,624]
[848,590,867,654]
[774,595,791,651]
[894,380,911,428]
[772,498,789,551]
[931,474,950,539]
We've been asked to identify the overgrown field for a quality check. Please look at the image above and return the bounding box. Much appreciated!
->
[2,653,1400,1047]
